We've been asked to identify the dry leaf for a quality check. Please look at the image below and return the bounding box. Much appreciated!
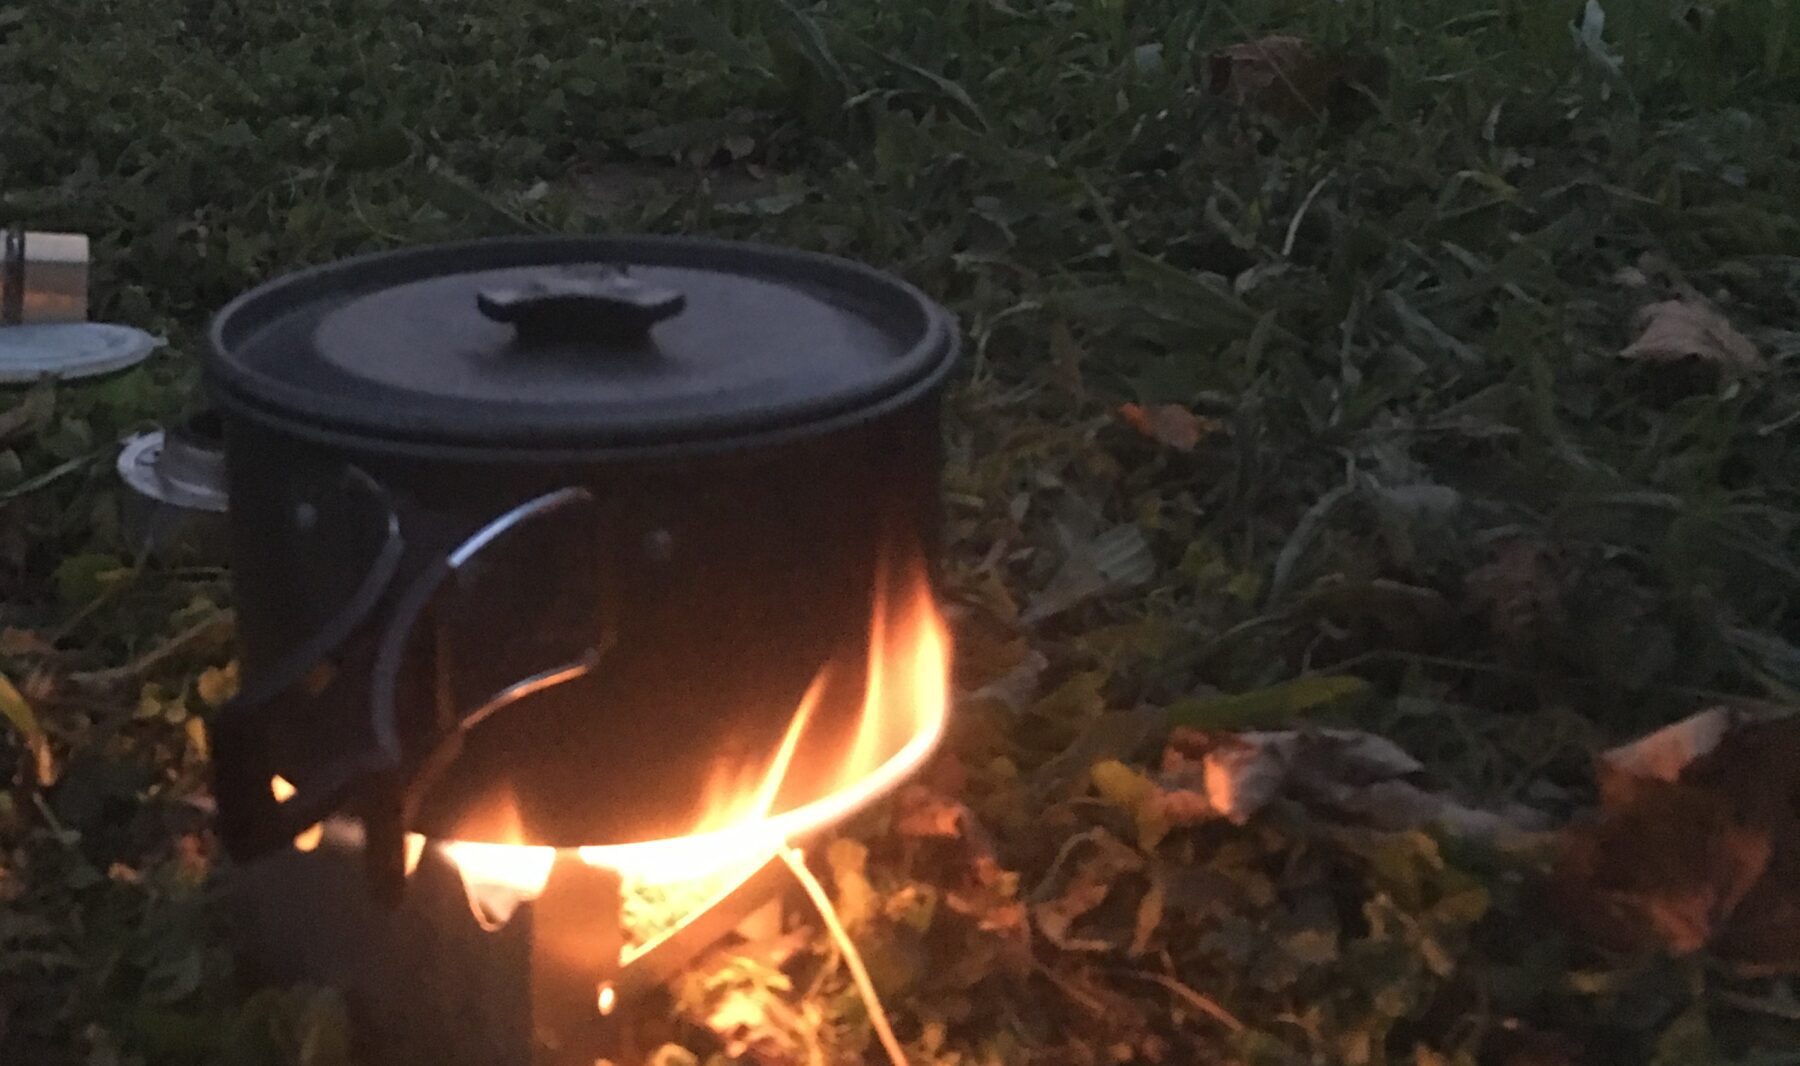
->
[0,628,55,656]
[1556,714,1800,970]
[1090,759,1172,849]
[965,647,1048,714]
[196,661,240,708]
[1116,403,1219,452]
[1022,524,1156,624]
[1034,879,1114,952]
[1598,705,1738,805]
[1128,867,1165,957]
[1032,829,1143,952]
[894,783,972,839]
[1130,727,1532,838]
[1554,778,1770,955]
[1465,541,1563,646]
[1207,36,1334,120]
[1622,298,1764,373]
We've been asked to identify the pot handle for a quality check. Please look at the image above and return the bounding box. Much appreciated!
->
[368,489,604,832]
[212,477,605,900]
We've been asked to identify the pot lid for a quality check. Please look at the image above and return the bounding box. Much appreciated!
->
[0,323,163,383]
[207,236,956,452]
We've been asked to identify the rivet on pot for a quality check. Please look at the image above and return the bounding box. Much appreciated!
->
[294,501,318,532]
[643,528,674,562]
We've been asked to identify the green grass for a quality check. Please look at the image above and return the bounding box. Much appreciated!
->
[2,0,1799,1062]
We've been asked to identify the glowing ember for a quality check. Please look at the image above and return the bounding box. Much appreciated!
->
[427,556,951,930]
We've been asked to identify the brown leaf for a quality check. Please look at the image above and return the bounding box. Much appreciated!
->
[1558,714,1800,971]
[0,628,54,656]
[894,783,971,839]
[1622,298,1764,373]
[1465,541,1563,646]
[1553,778,1771,955]
[1598,706,1738,808]
[1127,868,1165,957]
[1032,830,1142,952]
[1679,716,1800,839]
[1116,403,1219,452]
[1207,36,1337,120]
[1034,879,1114,951]
[1714,852,1800,975]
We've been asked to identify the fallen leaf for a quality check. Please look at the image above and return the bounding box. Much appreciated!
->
[965,647,1048,714]
[1034,879,1114,951]
[1128,866,1167,958]
[1555,714,1800,970]
[1032,829,1143,952]
[1207,36,1334,120]
[0,627,54,656]
[1143,727,1533,838]
[196,661,240,709]
[1090,759,1171,849]
[825,838,878,934]
[894,783,971,839]
[1713,851,1800,976]
[1022,524,1156,624]
[1465,541,1564,647]
[1553,778,1769,955]
[1117,403,1220,452]
[0,669,43,745]
[1598,706,1739,806]
[1621,298,1764,373]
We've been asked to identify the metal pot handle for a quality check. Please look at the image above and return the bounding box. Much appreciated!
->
[213,476,604,902]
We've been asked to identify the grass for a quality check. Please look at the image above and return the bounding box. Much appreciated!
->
[2,0,1799,1062]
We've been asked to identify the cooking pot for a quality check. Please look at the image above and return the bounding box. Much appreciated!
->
[205,235,958,899]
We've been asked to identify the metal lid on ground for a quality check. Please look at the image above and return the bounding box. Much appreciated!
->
[206,235,957,454]
[0,323,163,383]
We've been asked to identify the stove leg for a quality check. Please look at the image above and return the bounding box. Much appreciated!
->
[530,856,624,1066]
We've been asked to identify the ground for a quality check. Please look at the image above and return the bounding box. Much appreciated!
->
[3,1,1800,1063]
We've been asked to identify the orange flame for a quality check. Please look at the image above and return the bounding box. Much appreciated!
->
[427,558,951,922]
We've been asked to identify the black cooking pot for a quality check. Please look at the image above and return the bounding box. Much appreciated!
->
[205,235,957,898]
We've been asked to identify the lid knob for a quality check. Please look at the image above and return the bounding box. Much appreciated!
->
[476,266,686,345]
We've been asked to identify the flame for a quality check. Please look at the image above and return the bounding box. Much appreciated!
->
[437,793,556,929]
[427,555,951,921]
[269,774,324,853]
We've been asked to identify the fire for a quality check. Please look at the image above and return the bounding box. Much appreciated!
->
[269,774,324,853]
[426,557,951,926]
